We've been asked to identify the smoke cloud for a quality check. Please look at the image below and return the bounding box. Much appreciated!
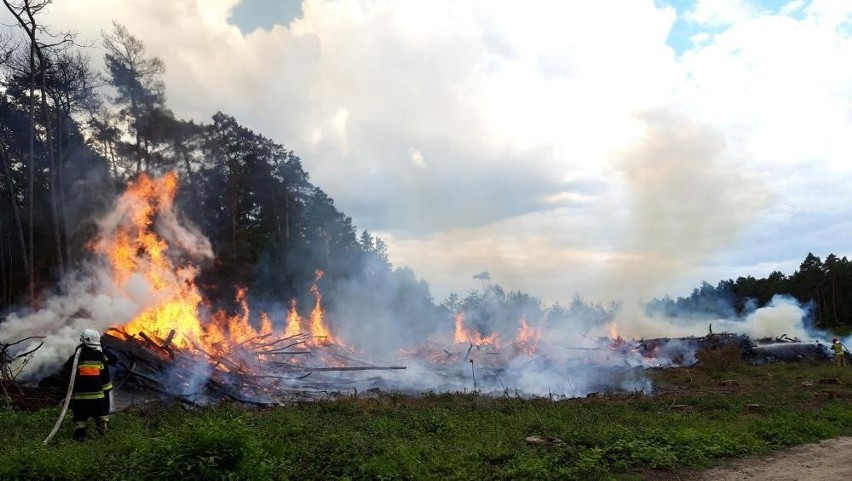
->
[603,110,770,336]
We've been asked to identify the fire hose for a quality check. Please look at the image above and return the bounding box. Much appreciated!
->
[42,347,81,445]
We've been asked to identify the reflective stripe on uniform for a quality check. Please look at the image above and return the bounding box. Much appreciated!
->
[78,361,103,369]
[103,382,113,391]
[72,391,105,400]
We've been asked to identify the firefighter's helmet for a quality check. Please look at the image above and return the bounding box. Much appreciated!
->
[80,329,101,349]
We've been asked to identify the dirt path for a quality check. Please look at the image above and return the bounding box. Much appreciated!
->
[685,436,852,480]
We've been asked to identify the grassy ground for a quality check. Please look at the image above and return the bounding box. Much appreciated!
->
[1,361,851,480]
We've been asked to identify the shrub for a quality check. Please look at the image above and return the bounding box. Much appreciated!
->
[142,421,256,480]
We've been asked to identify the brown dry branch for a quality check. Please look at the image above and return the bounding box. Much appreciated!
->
[236,332,273,348]
[1,336,45,388]
[253,340,309,354]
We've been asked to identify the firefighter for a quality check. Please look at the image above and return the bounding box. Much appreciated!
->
[65,329,114,441]
[831,338,847,367]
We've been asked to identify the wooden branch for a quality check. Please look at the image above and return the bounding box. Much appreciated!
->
[13,341,43,359]
[250,333,310,350]
[258,350,311,355]
[285,366,407,372]
[253,340,308,353]
[236,332,273,348]
[2,335,46,349]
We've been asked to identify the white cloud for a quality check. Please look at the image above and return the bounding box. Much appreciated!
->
[409,148,427,170]
[687,0,757,26]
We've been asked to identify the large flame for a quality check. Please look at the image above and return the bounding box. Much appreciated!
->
[93,172,340,353]
[512,317,540,356]
[308,270,335,345]
[517,317,538,344]
[284,300,302,338]
[452,312,500,346]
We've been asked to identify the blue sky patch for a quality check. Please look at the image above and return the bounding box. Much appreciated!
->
[228,0,303,34]
[660,0,810,54]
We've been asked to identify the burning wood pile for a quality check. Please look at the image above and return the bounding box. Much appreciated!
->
[54,172,405,406]
[101,327,405,406]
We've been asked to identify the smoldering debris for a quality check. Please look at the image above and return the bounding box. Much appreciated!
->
[3,326,845,411]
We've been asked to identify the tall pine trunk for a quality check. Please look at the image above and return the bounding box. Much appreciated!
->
[26,38,35,304]
[39,72,65,278]
[56,107,70,265]
[0,145,29,279]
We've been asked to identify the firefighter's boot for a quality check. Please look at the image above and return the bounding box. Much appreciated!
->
[96,418,108,435]
[73,422,87,441]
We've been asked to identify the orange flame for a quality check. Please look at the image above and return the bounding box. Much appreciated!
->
[513,317,539,356]
[453,312,468,344]
[308,270,335,345]
[452,311,499,346]
[92,172,205,349]
[97,172,342,355]
[516,317,539,344]
[284,300,302,338]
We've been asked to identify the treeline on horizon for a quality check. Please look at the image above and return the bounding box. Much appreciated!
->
[0,5,848,336]
[647,252,852,331]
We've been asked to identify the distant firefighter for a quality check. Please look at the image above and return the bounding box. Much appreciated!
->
[831,338,847,367]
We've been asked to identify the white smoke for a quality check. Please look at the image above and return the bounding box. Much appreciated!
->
[155,209,214,261]
[738,296,812,340]
[337,290,822,398]
[0,273,145,379]
[612,294,813,342]
[607,110,770,317]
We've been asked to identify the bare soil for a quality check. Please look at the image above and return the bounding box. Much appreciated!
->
[669,436,852,480]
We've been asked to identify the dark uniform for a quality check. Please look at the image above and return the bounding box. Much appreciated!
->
[65,344,114,440]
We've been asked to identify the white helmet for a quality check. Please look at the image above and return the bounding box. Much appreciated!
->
[80,329,102,351]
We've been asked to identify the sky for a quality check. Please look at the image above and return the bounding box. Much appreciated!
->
[18,0,852,307]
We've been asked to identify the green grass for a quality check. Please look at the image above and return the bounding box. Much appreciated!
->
[2,362,851,480]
